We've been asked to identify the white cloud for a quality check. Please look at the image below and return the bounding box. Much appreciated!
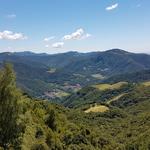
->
[63,28,84,40]
[52,42,64,48]
[6,14,16,19]
[106,3,118,11]
[45,45,49,48]
[0,30,27,40]
[81,33,91,39]
[63,28,91,41]
[44,36,55,42]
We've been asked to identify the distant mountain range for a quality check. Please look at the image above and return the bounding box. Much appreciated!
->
[0,49,150,98]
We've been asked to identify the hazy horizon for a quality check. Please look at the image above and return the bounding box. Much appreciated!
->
[1,48,150,55]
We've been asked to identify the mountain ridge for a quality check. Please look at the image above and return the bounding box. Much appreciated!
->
[0,49,149,99]
[1,49,149,56]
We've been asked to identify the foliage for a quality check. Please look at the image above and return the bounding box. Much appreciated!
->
[0,63,24,149]
[0,63,150,149]
[0,49,150,99]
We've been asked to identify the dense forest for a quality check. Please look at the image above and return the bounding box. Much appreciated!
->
[0,49,150,99]
[0,63,150,150]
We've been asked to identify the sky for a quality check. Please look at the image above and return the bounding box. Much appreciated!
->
[0,0,150,54]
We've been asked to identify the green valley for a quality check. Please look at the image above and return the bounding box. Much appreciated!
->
[0,63,150,150]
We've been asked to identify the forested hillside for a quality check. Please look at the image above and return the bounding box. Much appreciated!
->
[0,49,150,100]
[103,69,150,83]
[0,63,150,150]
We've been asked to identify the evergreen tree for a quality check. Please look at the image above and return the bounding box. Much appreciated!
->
[0,63,22,149]
[46,109,57,131]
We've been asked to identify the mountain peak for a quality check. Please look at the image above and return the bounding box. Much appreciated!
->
[106,49,129,54]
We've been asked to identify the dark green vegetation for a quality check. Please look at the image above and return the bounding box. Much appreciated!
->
[0,49,150,100]
[0,63,150,150]
[0,63,25,149]
[103,69,150,84]
[64,82,133,108]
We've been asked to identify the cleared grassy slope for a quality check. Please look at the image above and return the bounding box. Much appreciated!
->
[64,82,131,108]
[84,104,109,113]
[9,81,150,150]
[94,82,128,91]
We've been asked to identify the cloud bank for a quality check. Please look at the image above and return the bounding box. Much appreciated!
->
[50,28,91,49]
[63,28,91,41]
[0,30,27,40]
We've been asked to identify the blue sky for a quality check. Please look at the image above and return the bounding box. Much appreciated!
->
[0,0,150,54]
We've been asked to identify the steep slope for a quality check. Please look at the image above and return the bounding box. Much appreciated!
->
[63,82,133,108]
[103,69,150,83]
[0,49,150,99]
[0,63,149,149]
[60,49,150,76]
[13,82,150,150]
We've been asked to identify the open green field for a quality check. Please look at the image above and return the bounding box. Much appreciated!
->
[93,82,128,91]
[84,104,109,113]
[143,81,150,87]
